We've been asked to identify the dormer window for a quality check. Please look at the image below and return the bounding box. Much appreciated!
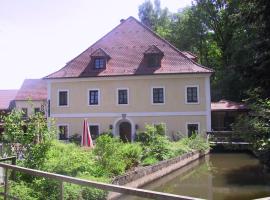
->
[90,48,110,70]
[144,45,164,68]
[147,54,161,67]
[94,58,106,69]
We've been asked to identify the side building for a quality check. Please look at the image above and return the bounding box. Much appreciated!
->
[45,17,213,141]
[14,79,47,118]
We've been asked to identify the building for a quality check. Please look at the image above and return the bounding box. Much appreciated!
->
[0,90,18,133]
[45,16,213,141]
[14,79,47,118]
[211,99,248,131]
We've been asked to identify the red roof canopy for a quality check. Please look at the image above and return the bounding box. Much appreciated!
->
[45,17,212,79]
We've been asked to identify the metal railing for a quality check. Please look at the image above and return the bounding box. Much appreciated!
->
[0,162,203,200]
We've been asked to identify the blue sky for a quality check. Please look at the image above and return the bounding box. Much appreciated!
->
[0,0,191,89]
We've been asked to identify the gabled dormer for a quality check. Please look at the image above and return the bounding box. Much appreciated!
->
[144,45,164,68]
[90,48,110,69]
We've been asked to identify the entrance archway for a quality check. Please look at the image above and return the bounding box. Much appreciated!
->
[119,121,132,142]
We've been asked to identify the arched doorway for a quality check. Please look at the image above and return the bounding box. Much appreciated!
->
[119,121,132,142]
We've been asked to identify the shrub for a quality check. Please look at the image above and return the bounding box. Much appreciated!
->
[68,133,81,145]
[147,134,173,160]
[136,124,173,161]
[142,156,159,166]
[180,134,210,151]
[8,181,39,200]
[94,134,126,176]
[120,143,142,169]
[42,140,97,177]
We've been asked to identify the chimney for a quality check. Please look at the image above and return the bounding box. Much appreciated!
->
[120,19,125,23]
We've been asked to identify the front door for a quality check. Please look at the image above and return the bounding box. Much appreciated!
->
[119,121,132,142]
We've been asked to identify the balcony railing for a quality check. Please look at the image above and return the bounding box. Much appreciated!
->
[0,160,203,200]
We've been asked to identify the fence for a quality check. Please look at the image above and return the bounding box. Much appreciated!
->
[0,162,203,200]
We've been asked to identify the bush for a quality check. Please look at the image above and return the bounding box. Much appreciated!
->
[135,123,166,145]
[136,124,173,161]
[8,181,39,200]
[94,134,126,176]
[141,156,159,166]
[42,140,97,177]
[68,133,81,145]
[179,134,210,151]
[120,143,142,169]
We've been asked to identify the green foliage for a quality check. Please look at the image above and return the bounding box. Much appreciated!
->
[2,108,56,169]
[136,124,173,161]
[180,134,210,151]
[8,181,39,200]
[141,156,159,166]
[68,133,81,145]
[94,134,126,176]
[121,143,143,169]
[233,95,270,151]
[42,140,97,176]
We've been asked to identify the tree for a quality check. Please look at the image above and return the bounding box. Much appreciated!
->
[2,109,56,169]
[138,0,172,38]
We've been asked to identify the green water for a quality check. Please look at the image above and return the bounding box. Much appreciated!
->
[121,153,270,200]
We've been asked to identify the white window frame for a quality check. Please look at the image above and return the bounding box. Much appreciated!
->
[186,122,200,136]
[57,89,69,107]
[89,123,100,139]
[57,124,69,140]
[151,87,165,105]
[185,85,199,104]
[116,88,129,105]
[88,88,100,106]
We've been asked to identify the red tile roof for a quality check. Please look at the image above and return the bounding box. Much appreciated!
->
[0,90,18,110]
[211,100,248,111]
[45,17,213,79]
[15,79,47,101]
[181,51,198,61]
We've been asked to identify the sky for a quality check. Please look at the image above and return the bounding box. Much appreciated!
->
[0,0,191,89]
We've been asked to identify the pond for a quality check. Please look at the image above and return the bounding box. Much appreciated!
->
[120,153,270,200]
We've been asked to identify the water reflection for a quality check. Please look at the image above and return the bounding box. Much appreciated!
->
[119,153,270,200]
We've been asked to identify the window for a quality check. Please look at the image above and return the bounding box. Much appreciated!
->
[89,125,99,140]
[147,54,161,67]
[187,123,199,137]
[118,89,128,105]
[186,86,199,103]
[22,108,28,118]
[58,125,68,140]
[89,90,99,105]
[152,87,164,104]
[94,58,106,69]
[34,107,40,114]
[58,90,68,106]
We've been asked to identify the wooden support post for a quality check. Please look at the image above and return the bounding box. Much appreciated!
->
[11,156,16,181]
[4,168,8,200]
[60,181,64,200]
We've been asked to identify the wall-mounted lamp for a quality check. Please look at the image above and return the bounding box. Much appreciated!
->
[109,124,113,129]
[135,124,139,130]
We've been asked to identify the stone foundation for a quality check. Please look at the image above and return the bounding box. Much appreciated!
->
[108,149,209,200]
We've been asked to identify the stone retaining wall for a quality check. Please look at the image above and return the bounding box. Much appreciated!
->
[108,149,209,199]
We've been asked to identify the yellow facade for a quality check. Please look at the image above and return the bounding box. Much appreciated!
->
[15,100,47,116]
[48,74,211,141]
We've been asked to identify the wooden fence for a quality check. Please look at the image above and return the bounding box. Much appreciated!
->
[0,162,203,200]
